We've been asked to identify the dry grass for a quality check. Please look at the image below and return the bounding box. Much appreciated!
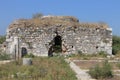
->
[9,16,108,29]
[74,60,120,70]
[0,57,77,80]
[74,60,120,80]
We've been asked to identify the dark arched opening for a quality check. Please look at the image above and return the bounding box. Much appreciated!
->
[53,35,62,53]
[21,47,27,57]
[48,35,62,56]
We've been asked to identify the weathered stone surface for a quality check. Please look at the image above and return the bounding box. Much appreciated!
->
[5,15,112,57]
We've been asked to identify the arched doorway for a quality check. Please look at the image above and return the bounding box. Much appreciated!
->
[53,35,62,53]
[21,47,27,57]
[48,35,62,56]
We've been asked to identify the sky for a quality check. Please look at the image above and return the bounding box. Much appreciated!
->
[0,0,120,36]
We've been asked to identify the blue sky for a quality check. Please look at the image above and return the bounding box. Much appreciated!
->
[0,0,120,36]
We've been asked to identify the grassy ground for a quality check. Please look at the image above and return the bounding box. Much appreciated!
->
[74,60,120,70]
[0,57,77,80]
[68,53,108,60]
[68,54,120,80]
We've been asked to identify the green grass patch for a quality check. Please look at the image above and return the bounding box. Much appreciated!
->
[0,53,11,60]
[116,63,120,69]
[0,35,6,44]
[0,57,77,80]
[88,60,113,79]
[67,52,107,60]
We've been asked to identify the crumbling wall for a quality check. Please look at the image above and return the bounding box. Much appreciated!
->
[5,16,112,57]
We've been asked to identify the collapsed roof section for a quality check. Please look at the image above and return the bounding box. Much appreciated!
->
[8,15,108,29]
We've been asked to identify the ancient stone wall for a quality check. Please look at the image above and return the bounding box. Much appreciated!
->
[5,16,112,57]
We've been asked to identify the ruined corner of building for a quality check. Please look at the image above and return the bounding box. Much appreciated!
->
[4,15,112,58]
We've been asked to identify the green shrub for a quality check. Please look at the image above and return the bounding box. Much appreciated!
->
[77,50,82,55]
[116,63,120,69]
[101,60,113,78]
[0,53,11,60]
[112,45,120,55]
[98,51,107,57]
[0,35,6,44]
[112,35,120,55]
[32,13,43,19]
[88,60,113,79]
[88,64,101,79]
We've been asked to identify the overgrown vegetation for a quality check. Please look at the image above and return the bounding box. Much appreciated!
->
[112,35,120,55]
[78,50,107,58]
[0,35,6,44]
[116,63,120,69]
[0,50,11,60]
[98,51,107,57]
[88,60,113,79]
[0,53,11,60]
[54,45,62,53]
[0,57,77,80]
[67,51,107,60]
[23,53,35,58]
[32,13,43,19]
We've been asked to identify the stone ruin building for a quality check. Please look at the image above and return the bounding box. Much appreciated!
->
[5,15,112,58]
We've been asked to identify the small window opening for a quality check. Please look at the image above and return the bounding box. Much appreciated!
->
[96,46,98,49]
[21,47,27,57]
